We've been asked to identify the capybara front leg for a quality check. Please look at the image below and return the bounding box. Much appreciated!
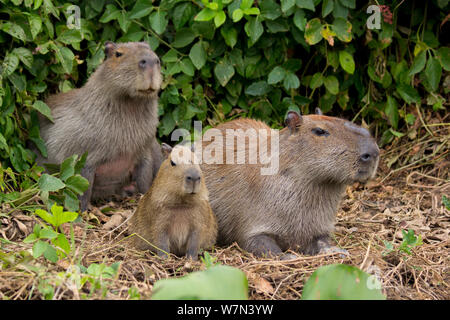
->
[243,234,283,258]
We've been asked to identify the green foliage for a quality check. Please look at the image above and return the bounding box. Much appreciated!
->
[151,253,248,300]
[443,195,450,210]
[382,229,423,257]
[302,264,385,300]
[23,203,78,262]
[0,0,448,200]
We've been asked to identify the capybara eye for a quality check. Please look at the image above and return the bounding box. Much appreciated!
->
[312,127,329,136]
[171,160,176,166]
[115,51,122,58]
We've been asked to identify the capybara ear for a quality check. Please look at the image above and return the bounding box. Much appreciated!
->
[161,143,172,158]
[285,110,302,134]
[104,41,117,58]
[315,107,323,115]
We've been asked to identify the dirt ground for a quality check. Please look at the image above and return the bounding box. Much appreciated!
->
[0,119,449,300]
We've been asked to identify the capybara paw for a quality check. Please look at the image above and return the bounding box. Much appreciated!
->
[319,246,349,258]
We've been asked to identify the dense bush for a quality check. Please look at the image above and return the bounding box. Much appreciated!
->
[0,0,449,206]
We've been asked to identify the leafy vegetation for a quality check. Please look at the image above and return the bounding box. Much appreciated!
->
[1,1,448,203]
[302,263,386,300]
[151,252,248,299]
[382,228,423,257]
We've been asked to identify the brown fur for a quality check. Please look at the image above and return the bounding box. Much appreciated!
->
[37,42,163,210]
[130,145,217,259]
[200,111,379,257]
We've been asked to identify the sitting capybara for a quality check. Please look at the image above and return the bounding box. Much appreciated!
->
[130,144,217,260]
[37,41,163,211]
[200,109,379,257]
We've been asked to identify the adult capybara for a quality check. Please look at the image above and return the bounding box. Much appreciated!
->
[131,144,217,260]
[200,110,379,258]
[37,41,163,211]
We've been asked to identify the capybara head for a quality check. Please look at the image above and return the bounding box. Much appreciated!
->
[283,110,379,184]
[160,143,205,196]
[101,41,162,98]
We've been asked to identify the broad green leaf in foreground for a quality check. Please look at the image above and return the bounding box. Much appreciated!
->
[302,264,385,300]
[151,265,248,300]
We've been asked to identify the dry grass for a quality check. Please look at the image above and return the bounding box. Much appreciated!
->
[0,115,449,300]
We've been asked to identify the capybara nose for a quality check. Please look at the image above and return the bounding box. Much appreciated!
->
[359,145,379,163]
[186,173,201,184]
[139,59,148,68]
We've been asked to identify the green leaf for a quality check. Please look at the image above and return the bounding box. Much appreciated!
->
[2,53,19,76]
[268,66,286,84]
[221,27,238,48]
[31,100,53,122]
[35,209,55,226]
[28,14,42,39]
[332,18,352,42]
[293,9,307,31]
[60,155,77,181]
[117,11,132,33]
[214,59,235,87]
[323,75,339,94]
[8,73,26,92]
[214,11,226,27]
[180,58,195,76]
[260,0,282,20]
[43,244,58,262]
[310,72,323,89]
[245,81,271,96]
[12,47,33,68]
[437,47,450,71]
[322,0,334,18]
[396,84,421,104]
[54,45,74,74]
[51,203,78,228]
[39,228,58,240]
[149,10,168,34]
[38,174,65,192]
[1,22,26,42]
[305,18,323,45]
[189,41,207,70]
[339,50,355,74]
[244,17,264,44]
[302,264,385,300]
[339,0,355,9]
[65,175,89,195]
[442,195,450,210]
[99,4,120,23]
[74,152,88,175]
[424,57,442,92]
[52,233,70,254]
[33,240,48,258]
[232,8,244,22]
[296,0,315,11]
[152,265,248,300]
[283,72,300,90]
[172,28,197,48]
[239,0,252,10]
[195,8,217,21]
[408,50,427,76]
[281,0,296,13]
[128,0,153,19]
[57,29,82,44]
[385,96,399,129]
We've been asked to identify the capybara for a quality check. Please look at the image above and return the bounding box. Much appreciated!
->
[37,41,163,211]
[131,144,217,260]
[200,110,379,257]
